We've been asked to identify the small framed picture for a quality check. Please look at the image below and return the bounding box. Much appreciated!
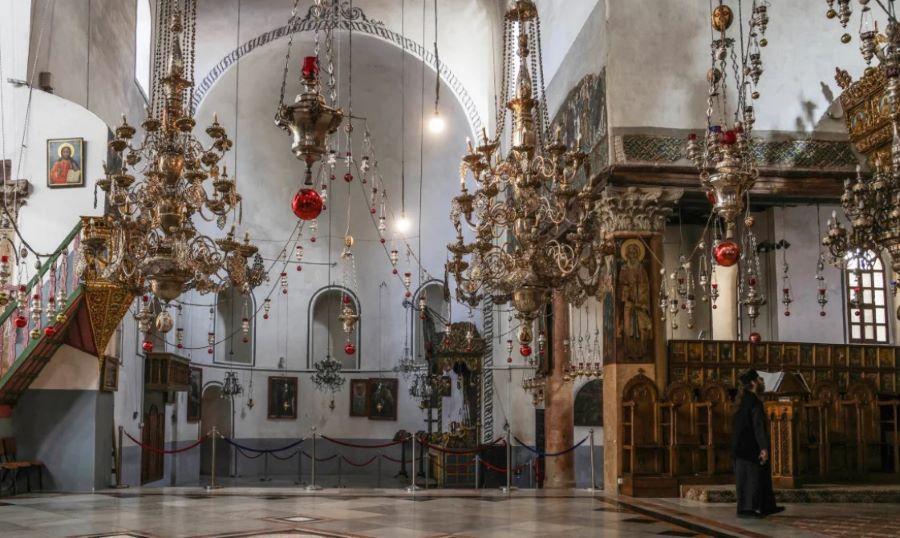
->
[367,378,398,421]
[349,379,369,417]
[268,376,298,419]
[187,367,202,422]
[47,138,84,188]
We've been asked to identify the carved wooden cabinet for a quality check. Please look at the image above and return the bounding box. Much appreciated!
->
[144,352,191,392]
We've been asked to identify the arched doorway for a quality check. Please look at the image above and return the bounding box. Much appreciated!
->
[200,384,232,478]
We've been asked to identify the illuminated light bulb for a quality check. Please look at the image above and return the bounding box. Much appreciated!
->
[427,111,446,134]
[395,213,412,234]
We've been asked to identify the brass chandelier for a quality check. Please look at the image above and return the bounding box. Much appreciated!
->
[822,0,900,319]
[447,0,598,355]
[85,0,263,322]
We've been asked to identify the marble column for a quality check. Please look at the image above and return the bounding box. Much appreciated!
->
[544,289,575,488]
[596,187,680,493]
[711,263,739,340]
[0,172,29,375]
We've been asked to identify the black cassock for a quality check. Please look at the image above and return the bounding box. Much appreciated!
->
[731,391,777,515]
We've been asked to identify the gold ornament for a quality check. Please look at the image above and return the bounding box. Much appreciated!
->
[712,4,733,32]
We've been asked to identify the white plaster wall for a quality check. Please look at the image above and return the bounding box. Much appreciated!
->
[31,345,100,391]
[605,0,863,134]
[534,0,603,96]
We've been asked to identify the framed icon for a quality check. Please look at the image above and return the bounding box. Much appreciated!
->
[47,137,84,188]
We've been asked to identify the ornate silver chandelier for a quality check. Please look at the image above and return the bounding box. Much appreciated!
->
[446,0,599,355]
[89,0,263,315]
[823,2,900,319]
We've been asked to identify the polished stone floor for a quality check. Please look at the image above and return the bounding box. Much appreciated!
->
[0,487,895,537]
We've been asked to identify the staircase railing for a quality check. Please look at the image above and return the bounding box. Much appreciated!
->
[0,222,82,378]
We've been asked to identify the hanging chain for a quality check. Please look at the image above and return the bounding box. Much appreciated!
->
[276,0,302,118]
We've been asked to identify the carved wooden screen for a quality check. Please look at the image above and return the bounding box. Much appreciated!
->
[846,254,890,344]
[141,404,164,484]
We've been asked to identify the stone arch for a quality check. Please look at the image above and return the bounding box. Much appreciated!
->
[192,11,484,136]
[307,284,361,369]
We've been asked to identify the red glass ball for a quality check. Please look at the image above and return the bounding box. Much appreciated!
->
[14,315,27,328]
[142,340,154,352]
[207,347,214,354]
[705,191,717,205]
[722,130,737,145]
[44,327,56,337]
[714,240,740,267]
[344,342,356,355]
[342,295,351,304]
[177,343,184,349]
[296,265,302,272]
[405,291,411,298]
[520,344,532,357]
[392,269,398,275]
[819,311,827,317]
[784,310,791,317]
[263,313,269,320]
[310,236,317,243]
[343,173,353,182]
[291,188,324,221]
[370,207,377,214]
[749,332,761,344]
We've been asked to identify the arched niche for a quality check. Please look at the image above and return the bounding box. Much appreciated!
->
[574,378,602,427]
[307,285,360,370]
[214,286,256,365]
[412,279,448,361]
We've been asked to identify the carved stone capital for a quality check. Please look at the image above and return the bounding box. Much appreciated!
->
[0,179,30,229]
[596,186,682,234]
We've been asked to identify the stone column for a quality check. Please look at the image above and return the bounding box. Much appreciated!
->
[711,263,738,340]
[596,187,680,493]
[544,289,574,488]
[0,170,29,378]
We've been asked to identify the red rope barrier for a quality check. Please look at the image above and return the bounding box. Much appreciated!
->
[321,435,410,449]
[480,458,528,474]
[302,451,339,462]
[417,437,505,455]
[380,454,413,464]
[341,454,378,467]
[124,431,207,455]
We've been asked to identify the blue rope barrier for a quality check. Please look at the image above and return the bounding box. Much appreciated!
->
[221,436,305,454]
[513,435,588,457]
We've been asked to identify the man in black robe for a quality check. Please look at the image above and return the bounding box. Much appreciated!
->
[731,369,784,518]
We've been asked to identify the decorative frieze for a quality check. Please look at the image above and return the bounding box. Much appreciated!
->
[596,186,682,234]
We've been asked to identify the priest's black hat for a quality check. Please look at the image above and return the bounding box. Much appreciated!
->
[739,369,760,387]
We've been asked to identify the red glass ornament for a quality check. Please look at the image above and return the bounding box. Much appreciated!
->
[749,332,761,343]
[688,133,697,141]
[44,327,56,337]
[405,291,411,298]
[301,56,319,80]
[242,337,249,343]
[722,129,737,145]
[819,311,827,317]
[392,268,398,275]
[344,342,356,355]
[208,347,214,354]
[705,190,717,205]
[520,344,532,357]
[263,313,269,320]
[370,207,377,214]
[291,188,324,221]
[714,240,740,267]
[342,295,351,304]
[380,238,386,244]
[784,310,791,317]
[177,343,184,349]
[343,172,353,182]
[506,356,512,363]
[142,340,154,352]
[296,265,302,272]
[748,277,757,286]
[14,315,27,328]
[310,236,317,243]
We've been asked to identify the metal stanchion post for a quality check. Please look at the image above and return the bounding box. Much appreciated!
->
[306,428,322,491]
[529,457,534,489]
[337,454,344,488]
[377,456,382,488]
[424,449,430,490]
[261,452,270,482]
[114,425,129,488]
[586,428,599,492]
[405,435,421,492]
[205,426,222,491]
[474,454,480,490]
[294,447,303,486]
[499,422,516,494]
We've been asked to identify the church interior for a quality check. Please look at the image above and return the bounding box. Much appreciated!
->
[0,0,898,536]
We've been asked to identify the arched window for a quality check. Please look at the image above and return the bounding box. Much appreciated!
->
[412,280,449,361]
[308,286,360,370]
[845,252,890,344]
[214,286,255,365]
[134,0,152,100]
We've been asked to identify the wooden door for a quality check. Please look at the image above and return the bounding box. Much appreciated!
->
[141,404,165,484]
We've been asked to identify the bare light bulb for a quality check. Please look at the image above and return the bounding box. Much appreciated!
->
[428,112,446,134]
[395,213,412,234]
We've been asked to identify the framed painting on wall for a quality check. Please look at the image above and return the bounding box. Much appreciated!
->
[349,378,369,417]
[367,378,398,421]
[268,376,298,419]
[47,137,84,188]
[187,366,202,422]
